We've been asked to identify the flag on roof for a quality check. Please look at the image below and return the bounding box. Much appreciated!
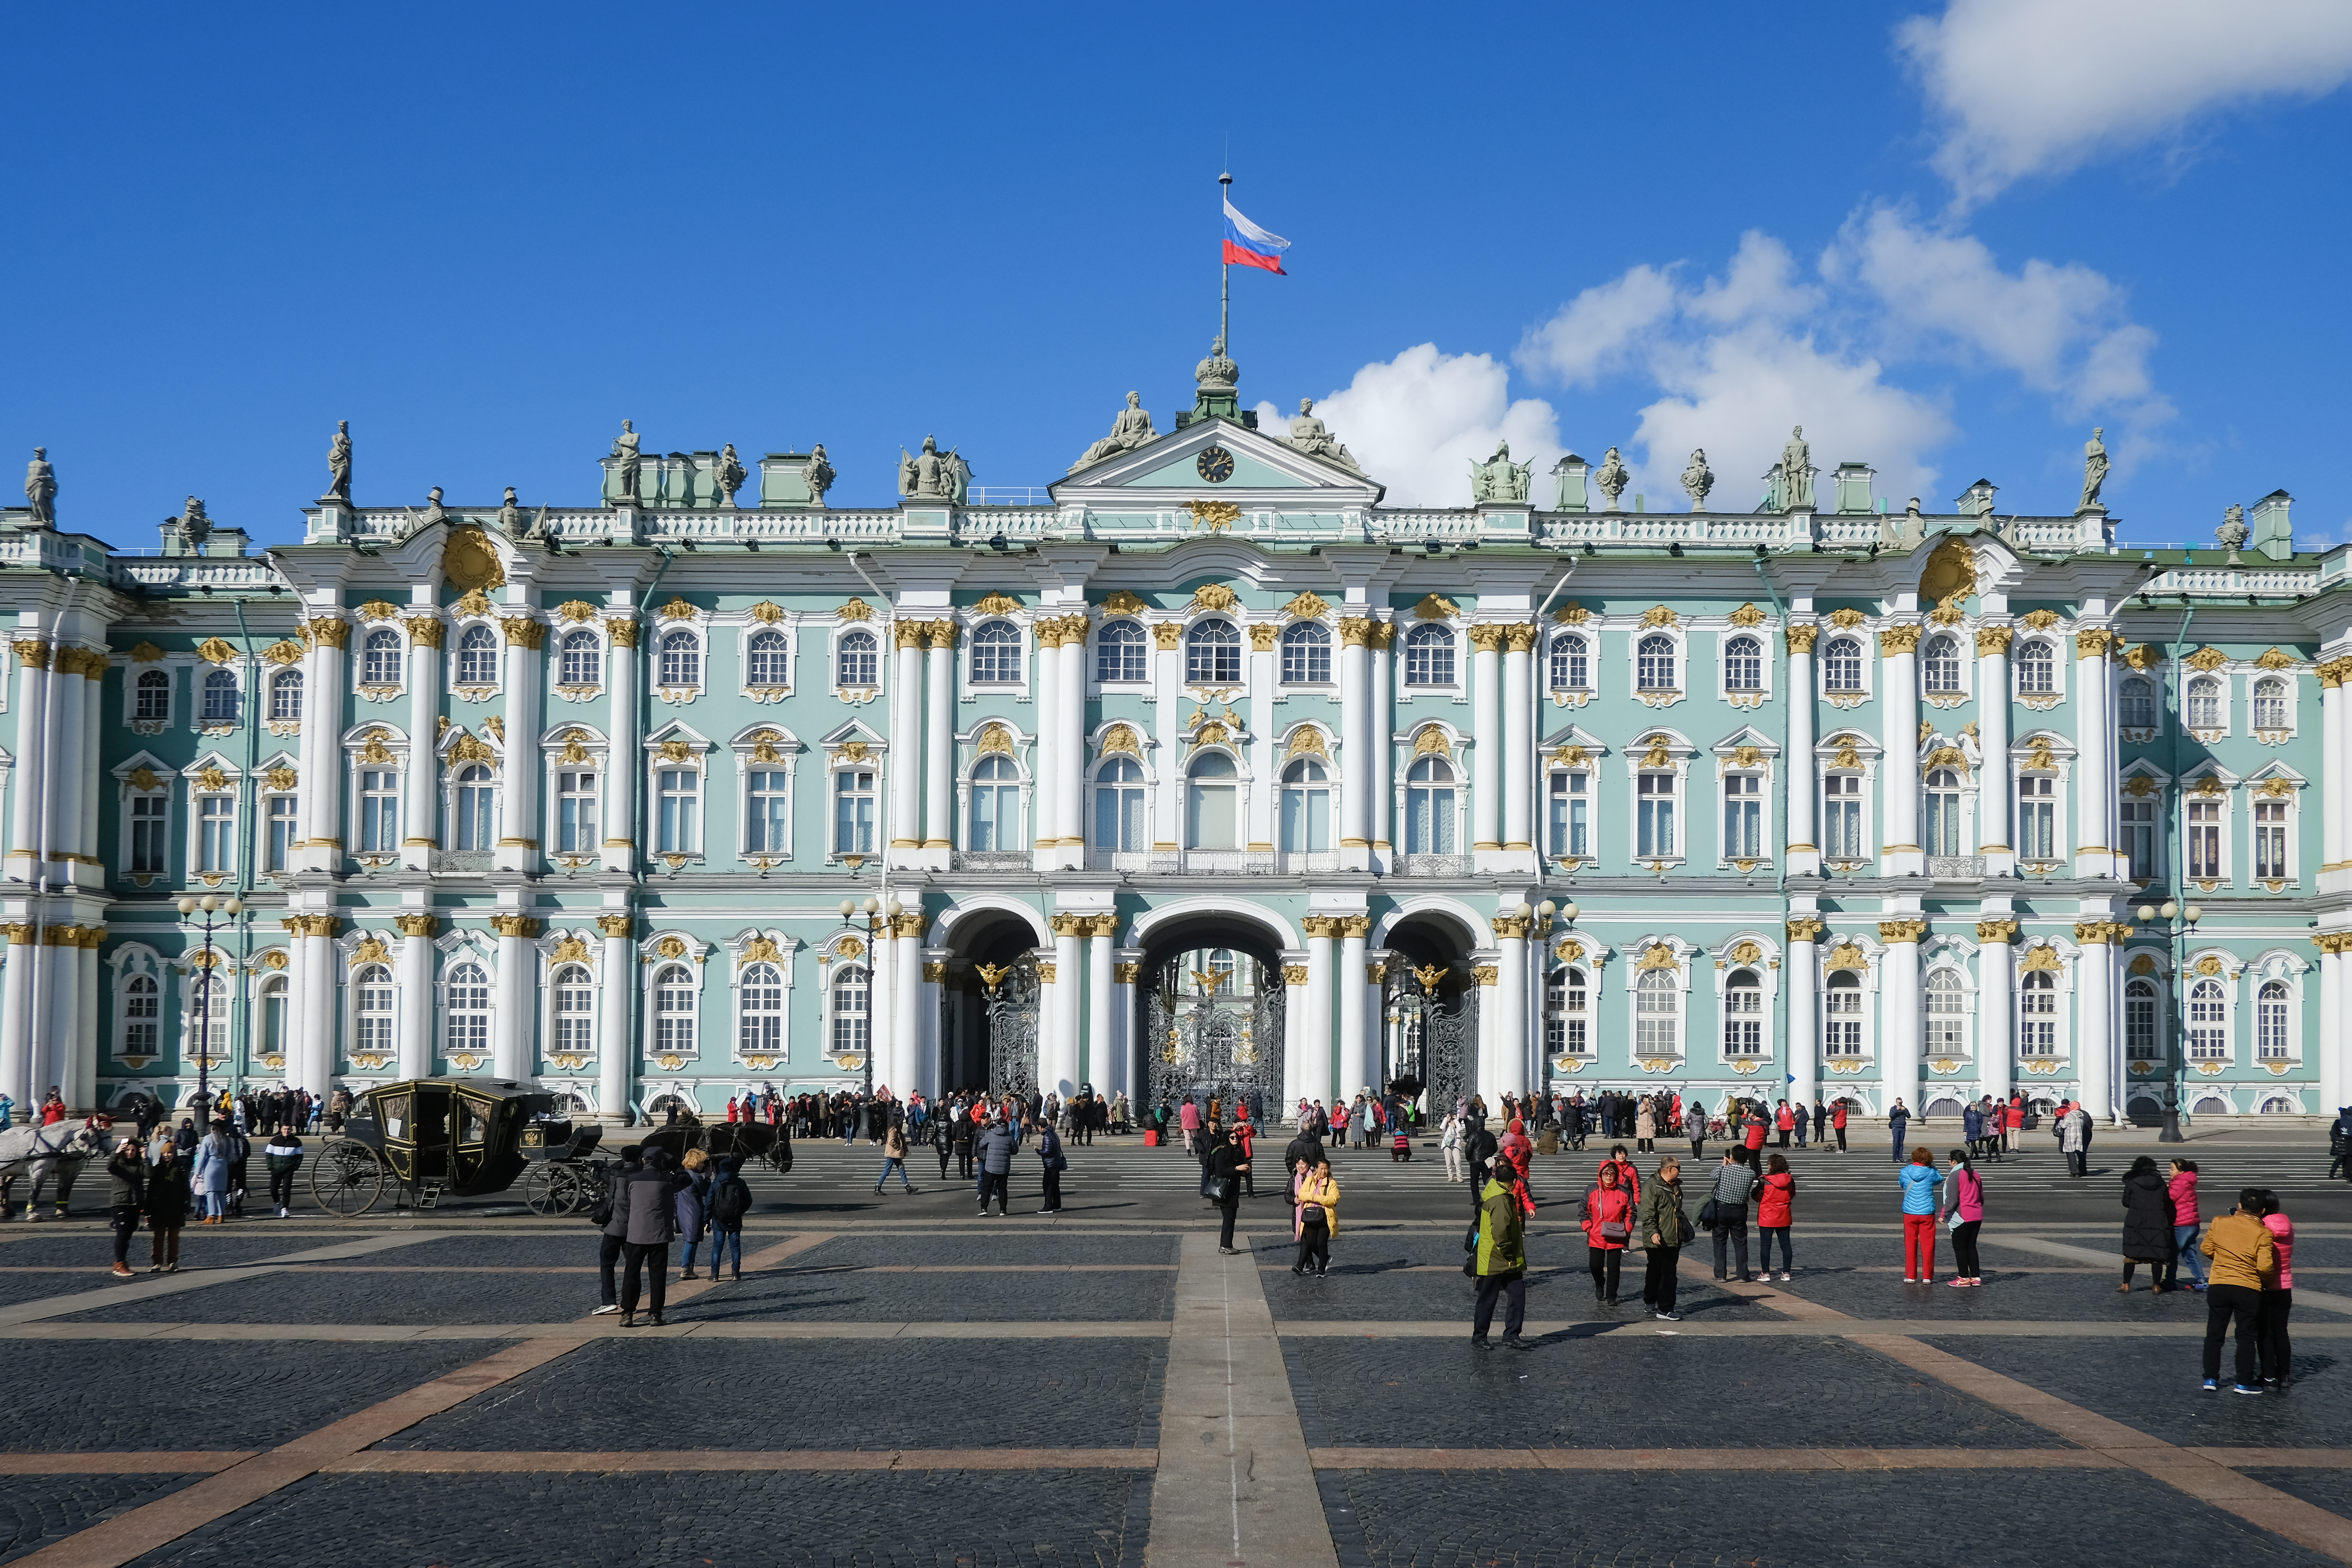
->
[1222,199,1290,274]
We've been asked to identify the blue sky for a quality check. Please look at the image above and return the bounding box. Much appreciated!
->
[5,1,2349,551]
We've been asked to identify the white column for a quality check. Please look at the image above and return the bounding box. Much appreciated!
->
[1280,949,1308,1120]
[1085,917,1113,1092]
[2074,632,2115,878]
[40,646,77,887]
[1338,917,1370,1101]
[1492,915,1529,1100]
[598,913,634,1120]
[2319,940,2344,1118]
[1031,622,1059,872]
[2076,919,2116,1123]
[2321,668,2346,887]
[1501,625,1536,873]
[1247,626,1276,855]
[895,914,925,1098]
[44,936,79,1113]
[74,653,105,881]
[868,918,894,1093]
[1880,627,1921,875]
[1056,620,1086,869]
[1474,958,1503,1104]
[917,946,946,1100]
[1110,949,1141,1105]
[68,937,98,1113]
[923,623,955,866]
[493,615,542,873]
[1976,919,2015,1107]
[1977,627,2013,874]
[601,616,639,873]
[396,914,435,1077]
[402,622,440,870]
[298,917,337,1097]
[300,622,348,872]
[1880,920,1923,1121]
[1301,920,1335,1110]
[1338,623,1369,870]
[1787,917,1821,1110]
[0,924,33,1108]
[888,621,922,866]
[1470,626,1503,869]
[1368,624,1393,869]
[1048,917,1082,1098]
[492,915,534,1080]
[1786,627,1818,875]
[6,640,46,880]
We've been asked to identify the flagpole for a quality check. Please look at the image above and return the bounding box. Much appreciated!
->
[1218,170,1232,350]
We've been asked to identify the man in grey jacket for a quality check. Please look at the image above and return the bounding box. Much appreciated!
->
[976,1115,1018,1216]
[617,1149,689,1326]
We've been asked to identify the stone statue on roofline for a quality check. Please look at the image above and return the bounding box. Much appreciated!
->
[717,444,748,507]
[1780,426,1815,510]
[2216,503,2249,564]
[2078,426,2108,513]
[1071,392,1158,473]
[1468,440,1532,504]
[22,448,55,526]
[1593,447,1630,511]
[324,421,352,503]
[1287,398,1362,474]
[607,420,640,506]
[1680,449,1714,511]
[899,434,971,505]
[805,444,835,504]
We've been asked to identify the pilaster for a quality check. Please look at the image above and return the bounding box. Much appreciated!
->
[922,620,956,870]
[2320,663,2348,892]
[401,616,441,871]
[6,640,47,886]
[1785,914,1822,1108]
[1784,626,1820,876]
[889,620,925,867]
[596,912,634,1120]
[1366,622,1393,870]
[1975,914,2018,1107]
[1032,619,1061,872]
[1246,623,1276,854]
[495,611,544,873]
[1337,622,1370,870]
[1055,616,1086,869]
[1878,624,1922,877]
[1499,624,1537,874]
[1976,625,2014,875]
[601,613,639,873]
[1469,624,1504,870]
[2073,629,2117,878]
[395,912,437,1077]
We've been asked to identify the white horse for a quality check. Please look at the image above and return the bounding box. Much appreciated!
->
[0,1122,106,1219]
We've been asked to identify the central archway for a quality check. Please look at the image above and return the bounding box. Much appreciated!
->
[931,902,1052,1098]
[1378,910,1483,1117]
[1131,907,1290,1125]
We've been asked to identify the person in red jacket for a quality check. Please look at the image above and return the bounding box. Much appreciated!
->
[1774,1101,1795,1149]
[1742,1107,1769,1173]
[2004,1095,2024,1153]
[1581,1162,1634,1306]
[1598,1143,1641,1205]
[1757,1152,1797,1280]
[1831,1100,1849,1153]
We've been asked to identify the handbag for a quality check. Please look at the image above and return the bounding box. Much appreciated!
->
[1597,1219,1629,1243]
[1945,1210,1965,1233]
[1696,1198,1720,1229]
[1206,1175,1235,1203]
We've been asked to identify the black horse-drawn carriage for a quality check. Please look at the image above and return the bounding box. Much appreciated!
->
[309,1077,614,1217]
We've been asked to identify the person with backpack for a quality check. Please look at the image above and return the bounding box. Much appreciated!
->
[706,1156,752,1282]
[1580,1162,1634,1306]
[1636,1157,1693,1322]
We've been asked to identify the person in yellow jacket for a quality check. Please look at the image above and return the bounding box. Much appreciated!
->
[1292,1158,1338,1277]
[2199,1189,2278,1392]
[1471,1169,1530,1350]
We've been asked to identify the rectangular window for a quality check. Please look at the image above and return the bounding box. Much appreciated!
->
[1636,773,1675,859]
[557,770,600,854]
[2019,983,2058,1056]
[1721,988,1762,1055]
[1547,772,1588,860]
[1721,773,1761,859]
[656,768,700,854]
[266,795,299,872]
[2125,987,2159,1059]
[746,768,790,855]
[2255,799,2288,880]
[1824,985,1863,1055]
[197,795,235,874]
[130,794,168,874]
[834,767,876,856]
[2018,775,2057,861]
[359,767,400,853]
[1823,774,1863,860]
[2187,799,2222,880]
[2121,797,2159,881]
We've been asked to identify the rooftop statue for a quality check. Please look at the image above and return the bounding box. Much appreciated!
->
[179,496,210,545]
[1071,392,1158,473]
[899,434,971,505]
[805,443,836,503]
[325,420,352,503]
[1680,449,1714,511]
[1196,335,1238,392]
[2217,502,2249,563]
[717,443,748,507]
[22,448,55,527]
[497,485,547,542]
[1287,398,1361,474]
[607,420,640,506]
[1780,426,1815,510]
[397,486,446,543]
[1593,447,1630,511]
[1469,440,1532,505]
[2078,426,2108,513]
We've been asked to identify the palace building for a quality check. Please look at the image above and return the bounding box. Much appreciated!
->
[3,347,2346,1125]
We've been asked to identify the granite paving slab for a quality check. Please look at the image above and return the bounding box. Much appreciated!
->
[675,1265,1175,1322]
[2242,1468,2352,1526]
[52,1268,592,1326]
[1765,1265,2228,1321]
[0,1474,207,1566]
[1939,1335,2352,1447]
[786,1233,1179,1269]
[0,1232,359,1270]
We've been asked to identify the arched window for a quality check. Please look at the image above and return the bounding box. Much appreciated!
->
[830,964,870,1057]
[2253,677,2288,731]
[1096,620,1147,683]
[201,668,239,723]
[1636,634,1677,691]
[269,669,302,722]
[1721,968,1761,1055]
[1636,967,1678,1055]
[1926,969,1965,1055]
[2187,677,2222,731]
[2119,676,2157,731]
[969,620,1021,684]
[187,971,230,1060]
[1280,621,1331,684]
[1280,757,1329,853]
[659,629,701,687]
[1550,633,1588,692]
[1186,751,1238,850]
[2125,978,2159,1058]
[660,962,704,1054]
[2257,981,2290,1061]
[1824,972,1863,1055]
[1922,634,1962,694]
[134,668,170,721]
[446,961,490,1059]
[1723,636,1762,693]
[121,973,160,1057]
[1402,624,1454,686]
[1823,637,1864,693]
[968,754,1022,851]
[353,964,394,1055]
[2019,970,2058,1056]
[452,764,495,852]
[747,629,790,687]
[1925,767,1962,857]
[1404,755,1457,855]
[1185,618,1241,685]
[740,961,785,1054]
[362,630,403,686]
[1094,756,1146,851]
[257,974,288,1062]
[456,625,499,686]
[1547,966,1590,1057]
[836,628,878,688]
[2187,978,2228,1060]
[559,630,600,686]
[552,964,595,1054]
[2016,640,2055,695]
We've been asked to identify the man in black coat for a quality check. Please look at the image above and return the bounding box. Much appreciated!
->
[592,1146,643,1316]
[615,1149,689,1327]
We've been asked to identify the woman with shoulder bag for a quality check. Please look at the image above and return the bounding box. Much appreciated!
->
[1210,1129,1248,1255]
[1580,1162,1634,1306]
[1636,1158,1692,1321]
[1293,1157,1338,1276]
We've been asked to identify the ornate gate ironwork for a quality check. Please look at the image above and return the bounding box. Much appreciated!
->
[1141,955,1284,1122]
[1384,964,1476,1117]
[981,955,1039,1104]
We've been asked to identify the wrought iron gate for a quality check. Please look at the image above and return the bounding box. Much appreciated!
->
[981,955,1040,1103]
[1140,955,1284,1121]
[1385,966,1477,1116]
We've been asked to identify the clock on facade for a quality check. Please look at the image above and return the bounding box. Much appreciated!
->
[1196,446,1235,483]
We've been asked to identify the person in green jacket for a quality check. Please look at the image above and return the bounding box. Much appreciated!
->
[1471,1171,1530,1350]
[1636,1158,1693,1322]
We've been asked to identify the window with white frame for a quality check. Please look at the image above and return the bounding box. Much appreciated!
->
[658,963,702,1054]
[656,765,701,854]
[1280,758,1330,852]
[195,791,235,873]
[552,964,595,1054]
[1823,773,1865,860]
[1925,768,1963,857]
[659,630,701,688]
[1549,632,1588,693]
[446,961,491,1058]
[2015,640,2055,696]
[1922,634,1963,695]
[1548,770,1588,860]
[833,764,875,855]
[747,629,791,688]
[1636,634,1677,692]
[1549,965,1590,1056]
[2257,980,2291,1061]
[2120,676,2157,731]
[2018,773,2058,861]
[1280,622,1330,684]
[1926,969,1965,1055]
[1097,620,1147,683]
[2253,678,2289,732]
[134,668,170,722]
[1185,619,1241,685]
[1404,755,1457,855]
[360,630,402,687]
[451,764,496,852]
[1721,968,1762,1055]
[352,963,395,1055]
[968,754,1022,850]
[1724,636,1762,693]
[185,970,229,1059]
[1823,637,1864,693]
[1095,758,1146,851]
[556,769,599,854]
[558,630,600,687]
[2122,792,2160,880]
[129,789,169,874]
[269,669,302,722]
[1402,624,1454,686]
[1722,771,1762,859]
[1637,771,1676,858]
[201,668,239,723]
[256,973,287,1062]
[830,963,870,1056]
[2125,978,2160,1058]
[1824,972,1863,1055]
[456,625,499,686]
[745,766,789,855]
[120,972,160,1057]
[2255,797,2289,879]
[2187,676,2222,731]
[2187,795,2223,879]
[357,766,400,853]
[836,629,879,688]
[1635,967,1678,1055]
[2019,970,2058,1055]
[2186,978,2228,1060]
[736,955,788,1055]
[968,621,1021,683]
[265,793,299,872]
[1186,752,1239,850]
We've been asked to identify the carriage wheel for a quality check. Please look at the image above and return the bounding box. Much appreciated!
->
[521,1163,566,1217]
[553,1165,593,1216]
[310,1142,384,1218]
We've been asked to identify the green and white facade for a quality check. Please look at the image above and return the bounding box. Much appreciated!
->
[3,362,2348,1125]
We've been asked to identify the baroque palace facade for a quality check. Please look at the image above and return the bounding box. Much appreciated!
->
[3,352,2348,1125]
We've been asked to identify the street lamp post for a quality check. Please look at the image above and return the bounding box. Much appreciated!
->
[2134,898,2202,1143]
[175,894,244,1116]
[836,895,892,1100]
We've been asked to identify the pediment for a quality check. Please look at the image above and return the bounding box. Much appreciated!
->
[1054,418,1383,504]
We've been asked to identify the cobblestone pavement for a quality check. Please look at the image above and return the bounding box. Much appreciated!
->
[1940,1335,2352,1447]
[0,1476,204,1566]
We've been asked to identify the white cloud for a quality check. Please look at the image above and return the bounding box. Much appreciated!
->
[1261,344,1562,508]
[1516,265,1676,388]
[1897,0,2352,206]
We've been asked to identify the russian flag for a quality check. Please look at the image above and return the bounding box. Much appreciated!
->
[1223,199,1290,274]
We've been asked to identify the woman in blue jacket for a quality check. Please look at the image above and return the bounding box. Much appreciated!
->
[1899,1146,1945,1283]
